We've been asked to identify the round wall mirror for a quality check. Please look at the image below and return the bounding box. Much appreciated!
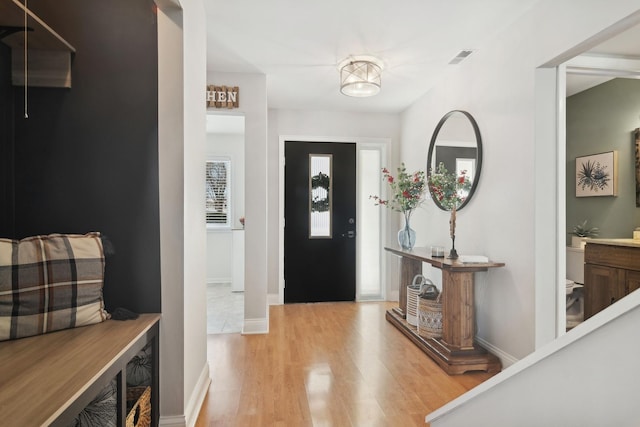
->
[427,110,483,211]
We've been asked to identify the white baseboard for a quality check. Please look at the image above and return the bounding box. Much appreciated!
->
[159,363,211,427]
[267,293,281,305]
[185,363,211,427]
[475,336,519,368]
[206,277,232,284]
[159,415,186,427]
[243,317,269,334]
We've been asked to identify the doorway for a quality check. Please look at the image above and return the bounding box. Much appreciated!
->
[534,16,640,345]
[562,23,640,331]
[205,114,245,334]
[284,141,357,303]
[278,136,388,304]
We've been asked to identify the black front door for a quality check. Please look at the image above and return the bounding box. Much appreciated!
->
[284,141,356,303]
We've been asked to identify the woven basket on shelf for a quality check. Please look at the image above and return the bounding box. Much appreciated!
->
[417,289,443,339]
[126,386,151,427]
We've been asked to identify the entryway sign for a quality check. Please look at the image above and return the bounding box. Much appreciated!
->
[206,85,239,109]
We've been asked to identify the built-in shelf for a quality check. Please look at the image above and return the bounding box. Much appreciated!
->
[0,0,75,88]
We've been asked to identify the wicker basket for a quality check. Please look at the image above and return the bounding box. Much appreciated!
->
[126,386,151,427]
[417,290,443,339]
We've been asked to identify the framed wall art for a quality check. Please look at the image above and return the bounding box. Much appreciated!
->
[575,151,618,197]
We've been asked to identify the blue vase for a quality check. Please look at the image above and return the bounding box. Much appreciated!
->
[398,213,416,250]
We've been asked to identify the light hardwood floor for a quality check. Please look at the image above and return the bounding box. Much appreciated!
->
[195,302,494,427]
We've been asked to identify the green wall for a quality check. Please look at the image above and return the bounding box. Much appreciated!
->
[566,78,640,244]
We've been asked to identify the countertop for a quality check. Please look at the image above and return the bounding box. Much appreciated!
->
[586,238,640,248]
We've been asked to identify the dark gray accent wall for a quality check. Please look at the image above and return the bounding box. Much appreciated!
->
[0,44,13,238]
[566,78,640,244]
[4,0,160,313]
[435,146,477,177]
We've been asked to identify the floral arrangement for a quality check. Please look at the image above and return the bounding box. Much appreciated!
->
[428,162,472,211]
[370,163,426,214]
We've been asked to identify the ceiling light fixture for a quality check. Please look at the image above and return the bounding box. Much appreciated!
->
[339,56,383,97]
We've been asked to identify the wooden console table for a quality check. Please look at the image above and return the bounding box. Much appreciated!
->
[385,246,504,375]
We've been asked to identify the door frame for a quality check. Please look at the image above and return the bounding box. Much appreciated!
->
[278,135,390,305]
[534,12,640,347]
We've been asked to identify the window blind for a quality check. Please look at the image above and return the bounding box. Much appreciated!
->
[206,160,230,225]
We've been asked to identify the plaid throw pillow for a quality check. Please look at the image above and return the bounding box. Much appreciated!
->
[0,232,110,341]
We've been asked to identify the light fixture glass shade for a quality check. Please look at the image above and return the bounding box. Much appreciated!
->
[340,60,382,97]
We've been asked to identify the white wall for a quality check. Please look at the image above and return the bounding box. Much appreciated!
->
[157,3,186,422]
[206,231,232,281]
[267,109,402,297]
[158,0,209,425]
[400,0,640,363]
[207,71,268,333]
[181,0,209,421]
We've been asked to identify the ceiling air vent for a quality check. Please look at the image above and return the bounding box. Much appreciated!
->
[449,50,474,65]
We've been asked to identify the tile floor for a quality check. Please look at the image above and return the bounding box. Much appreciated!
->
[206,282,244,334]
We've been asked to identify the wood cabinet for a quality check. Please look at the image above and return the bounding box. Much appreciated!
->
[385,247,504,375]
[584,241,640,319]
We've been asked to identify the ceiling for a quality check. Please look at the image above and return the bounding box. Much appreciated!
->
[566,24,640,97]
[205,0,540,114]
[205,1,640,113]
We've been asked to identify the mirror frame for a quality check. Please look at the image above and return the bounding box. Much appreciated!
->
[427,110,483,211]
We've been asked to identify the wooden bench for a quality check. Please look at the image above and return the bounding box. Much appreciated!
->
[0,314,160,426]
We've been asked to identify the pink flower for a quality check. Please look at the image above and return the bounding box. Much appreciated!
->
[388,176,394,184]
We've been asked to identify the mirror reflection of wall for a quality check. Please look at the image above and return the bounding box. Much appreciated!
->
[434,147,477,180]
[427,110,483,211]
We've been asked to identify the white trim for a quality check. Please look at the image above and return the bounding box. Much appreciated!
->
[185,363,211,427]
[556,65,568,339]
[267,293,280,305]
[388,290,399,302]
[242,317,269,334]
[159,415,186,427]
[278,135,391,304]
[534,66,563,347]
